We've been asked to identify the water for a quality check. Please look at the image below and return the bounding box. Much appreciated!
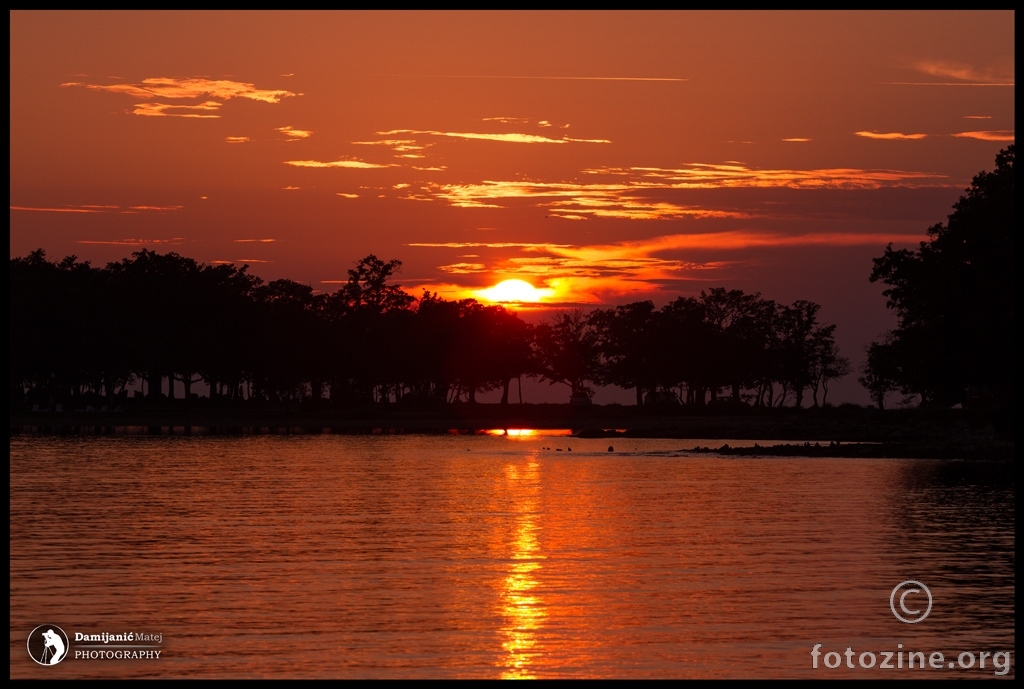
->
[9,433,1015,678]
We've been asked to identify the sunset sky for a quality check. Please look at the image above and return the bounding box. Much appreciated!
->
[10,11,1014,403]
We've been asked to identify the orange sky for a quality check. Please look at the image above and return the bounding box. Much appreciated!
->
[9,11,1014,403]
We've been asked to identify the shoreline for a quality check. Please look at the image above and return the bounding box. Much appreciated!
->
[9,405,1012,460]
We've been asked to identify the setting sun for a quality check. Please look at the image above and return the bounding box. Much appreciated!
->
[476,279,556,304]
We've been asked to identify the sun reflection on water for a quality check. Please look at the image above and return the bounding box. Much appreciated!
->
[499,459,546,679]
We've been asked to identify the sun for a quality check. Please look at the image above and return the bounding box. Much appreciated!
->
[476,279,555,304]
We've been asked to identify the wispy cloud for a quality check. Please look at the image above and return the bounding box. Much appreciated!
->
[284,159,394,169]
[425,180,748,220]
[409,242,571,250]
[233,239,276,243]
[912,59,1014,85]
[11,203,182,213]
[351,138,427,156]
[412,158,949,220]
[378,129,611,144]
[582,162,946,189]
[482,116,530,123]
[782,138,811,142]
[276,125,312,139]
[225,136,250,143]
[133,101,222,118]
[77,237,184,246]
[62,77,298,103]
[396,74,686,82]
[11,205,104,213]
[855,131,927,140]
[336,193,359,198]
[439,262,488,274]
[952,130,1014,141]
[964,115,992,119]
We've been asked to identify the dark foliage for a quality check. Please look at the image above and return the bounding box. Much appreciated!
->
[865,145,1013,408]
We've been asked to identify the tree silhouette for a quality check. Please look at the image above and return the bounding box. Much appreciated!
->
[535,308,600,402]
[590,301,657,406]
[857,336,900,410]
[868,145,1013,408]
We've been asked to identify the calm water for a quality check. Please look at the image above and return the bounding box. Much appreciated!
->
[9,433,1015,678]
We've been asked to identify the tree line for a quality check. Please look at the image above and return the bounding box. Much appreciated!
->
[10,251,850,410]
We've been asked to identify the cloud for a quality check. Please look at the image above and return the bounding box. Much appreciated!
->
[782,138,811,142]
[483,116,530,123]
[584,162,948,189]
[419,159,949,219]
[11,204,182,213]
[406,75,686,82]
[132,101,222,118]
[77,237,184,246]
[11,205,103,213]
[284,159,395,169]
[407,230,925,304]
[225,136,250,143]
[233,239,276,243]
[426,180,747,220]
[377,129,611,144]
[63,77,298,103]
[964,115,992,119]
[276,125,312,139]
[952,130,1014,141]
[439,262,488,274]
[283,186,300,190]
[537,120,552,127]
[912,59,1014,85]
[855,131,927,140]
[336,193,359,199]
[409,242,571,250]
[352,138,427,155]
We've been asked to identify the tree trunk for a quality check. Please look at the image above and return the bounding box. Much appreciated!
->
[500,378,510,405]
[636,385,643,406]
[148,371,161,400]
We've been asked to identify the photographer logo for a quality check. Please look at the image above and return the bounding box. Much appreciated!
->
[27,625,69,665]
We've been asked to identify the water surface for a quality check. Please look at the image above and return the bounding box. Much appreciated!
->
[9,434,1015,678]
